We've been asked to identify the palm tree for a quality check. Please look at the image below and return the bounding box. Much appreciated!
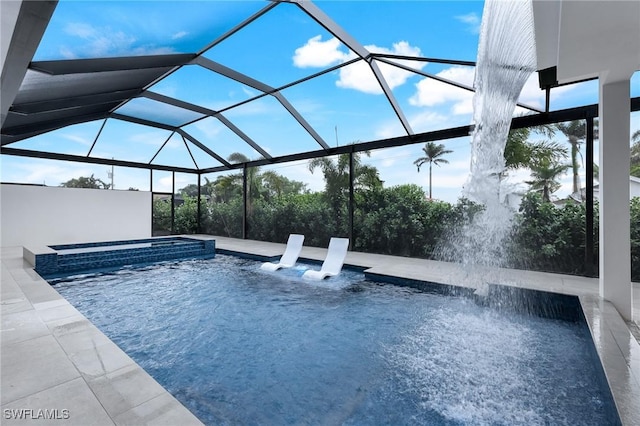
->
[211,174,242,203]
[228,152,261,203]
[526,159,570,202]
[308,152,382,195]
[260,170,307,200]
[555,120,598,197]
[308,152,382,229]
[413,142,453,199]
[504,124,560,172]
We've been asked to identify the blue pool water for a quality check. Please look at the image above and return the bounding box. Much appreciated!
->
[50,255,618,425]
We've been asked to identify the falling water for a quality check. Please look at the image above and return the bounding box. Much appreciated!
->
[437,0,537,293]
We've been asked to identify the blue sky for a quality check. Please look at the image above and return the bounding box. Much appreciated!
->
[2,0,639,202]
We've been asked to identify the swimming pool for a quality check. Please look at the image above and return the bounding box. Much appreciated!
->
[50,255,619,425]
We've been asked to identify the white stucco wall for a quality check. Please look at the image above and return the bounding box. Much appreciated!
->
[0,184,152,248]
[593,176,640,201]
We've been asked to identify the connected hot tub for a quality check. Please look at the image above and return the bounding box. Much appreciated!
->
[24,236,215,277]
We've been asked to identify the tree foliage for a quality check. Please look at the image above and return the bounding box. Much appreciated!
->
[509,193,598,276]
[554,120,598,196]
[60,174,110,189]
[149,127,640,281]
[630,130,640,178]
[308,152,382,232]
[526,159,570,202]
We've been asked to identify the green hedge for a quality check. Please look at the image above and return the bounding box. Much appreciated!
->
[160,188,640,280]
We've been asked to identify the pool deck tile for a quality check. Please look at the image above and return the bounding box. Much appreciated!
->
[113,393,203,426]
[1,246,204,426]
[1,335,81,405]
[2,235,640,425]
[1,378,115,426]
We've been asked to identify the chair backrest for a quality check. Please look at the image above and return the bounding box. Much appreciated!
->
[279,234,305,265]
[320,237,349,275]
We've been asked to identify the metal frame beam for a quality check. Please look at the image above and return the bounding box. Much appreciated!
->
[194,56,274,93]
[181,133,198,169]
[1,111,109,145]
[149,132,175,164]
[198,100,639,173]
[177,129,231,168]
[214,113,272,159]
[369,59,414,135]
[110,112,176,132]
[194,56,330,150]
[292,0,369,59]
[141,90,272,159]
[371,53,475,67]
[375,56,543,114]
[0,146,198,173]
[197,2,278,55]
[293,0,414,135]
[3,99,638,177]
[110,113,231,168]
[273,92,330,149]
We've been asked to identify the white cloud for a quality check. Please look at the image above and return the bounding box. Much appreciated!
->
[193,119,223,140]
[409,110,452,134]
[172,31,188,40]
[262,160,324,192]
[293,36,424,95]
[456,12,481,34]
[452,98,474,116]
[158,176,173,192]
[241,86,258,97]
[337,42,424,94]
[410,66,475,114]
[374,120,405,140]
[410,67,580,119]
[222,97,275,118]
[499,73,577,112]
[65,22,97,39]
[164,134,183,150]
[293,35,348,68]
[128,129,172,146]
[335,60,381,94]
[61,22,174,58]
[369,147,414,168]
[9,161,96,186]
[62,133,92,146]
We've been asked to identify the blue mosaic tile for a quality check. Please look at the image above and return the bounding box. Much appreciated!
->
[38,237,215,277]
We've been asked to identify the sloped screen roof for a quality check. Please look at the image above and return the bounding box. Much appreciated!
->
[2,0,555,175]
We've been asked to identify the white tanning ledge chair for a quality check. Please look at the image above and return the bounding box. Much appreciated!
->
[302,237,349,280]
[261,234,305,271]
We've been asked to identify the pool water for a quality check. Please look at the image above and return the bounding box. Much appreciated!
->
[50,255,618,425]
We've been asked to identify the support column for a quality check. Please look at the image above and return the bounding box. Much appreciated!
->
[348,151,354,251]
[171,171,175,235]
[197,174,201,234]
[599,78,632,321]
[242,164,248,240]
